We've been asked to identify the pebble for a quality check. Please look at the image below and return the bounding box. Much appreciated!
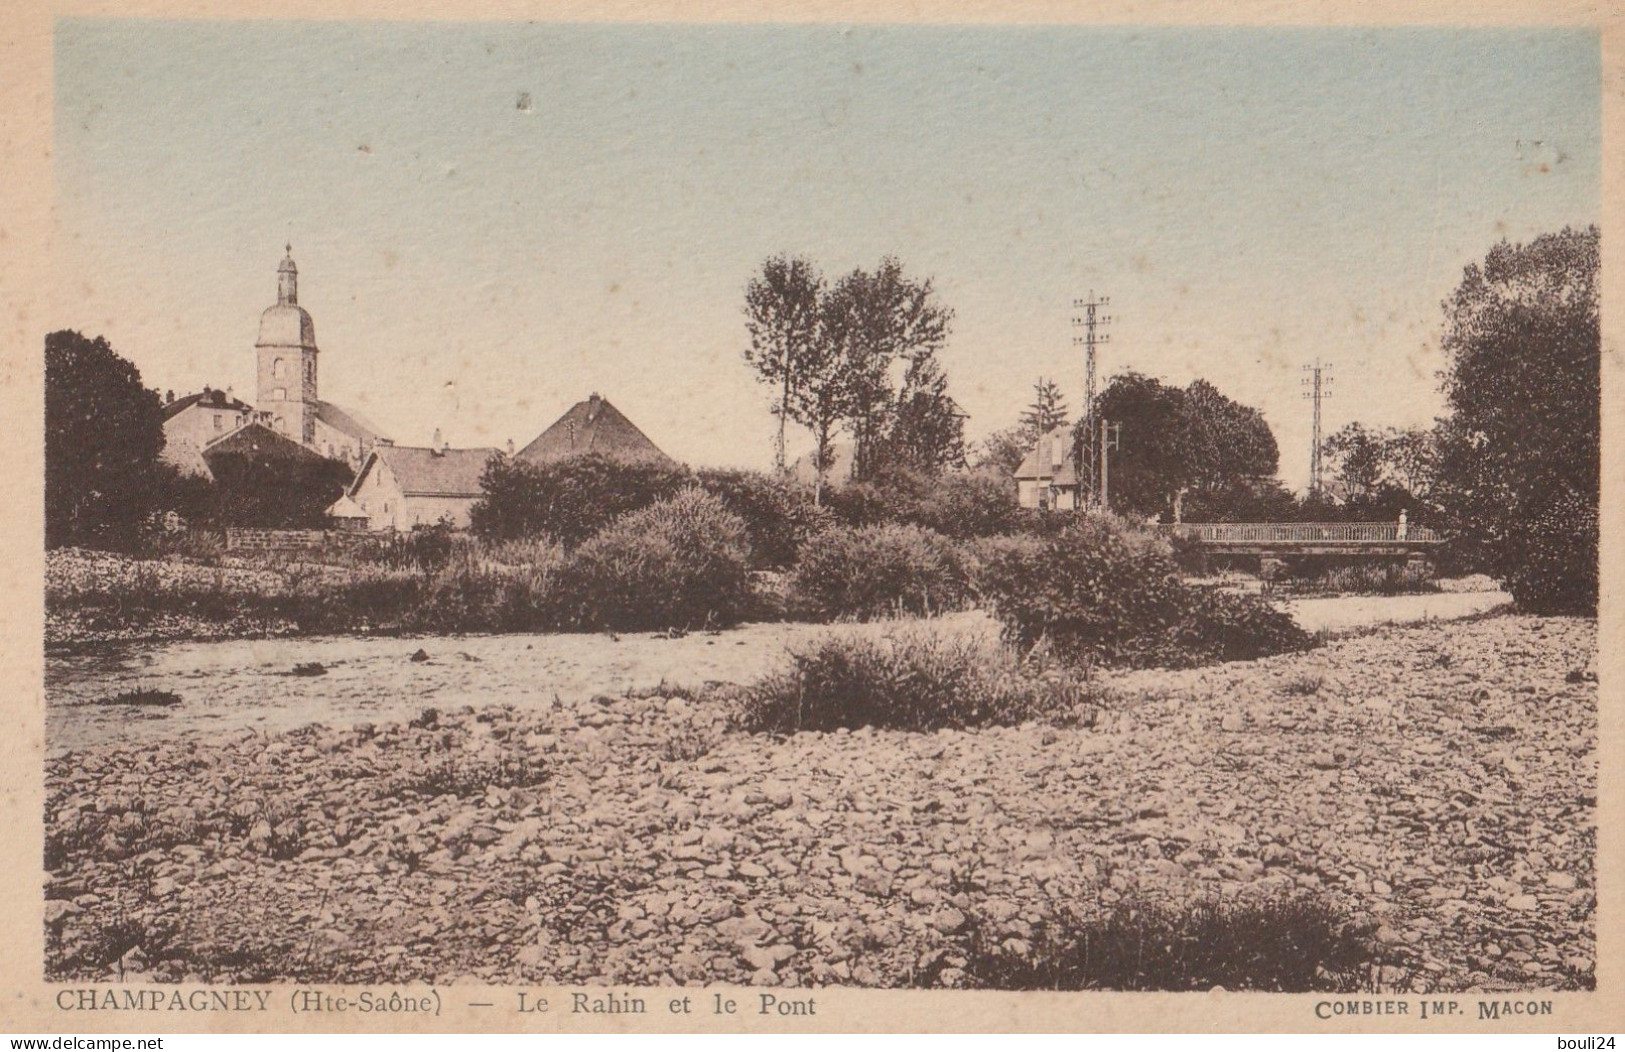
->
[40,614,1596,993]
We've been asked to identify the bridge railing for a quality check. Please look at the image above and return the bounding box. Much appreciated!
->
[1159,522,1440,543]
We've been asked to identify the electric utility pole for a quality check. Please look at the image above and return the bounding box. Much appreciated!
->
[1099,418,1120,508]
[1302,359,1333,499]
[1072,292,1112,508]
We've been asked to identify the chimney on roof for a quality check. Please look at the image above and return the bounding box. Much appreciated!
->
[432,427,443,449]
[226,385,234,401]
[506,438,515,457]
[165,390,174,404]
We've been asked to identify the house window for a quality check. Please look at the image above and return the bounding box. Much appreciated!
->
[273,358,286,379]
[273,388,286,401]
[274,416,286,433]
[305,359,315,383]
[213,413,223,430]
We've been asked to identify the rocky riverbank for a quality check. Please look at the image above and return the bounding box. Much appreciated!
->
[44,613,1594,991]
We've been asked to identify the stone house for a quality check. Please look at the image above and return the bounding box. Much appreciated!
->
[160,387,257,478]
[345,442,503,531]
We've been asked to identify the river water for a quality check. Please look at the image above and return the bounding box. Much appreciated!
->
[45,592,1508,753]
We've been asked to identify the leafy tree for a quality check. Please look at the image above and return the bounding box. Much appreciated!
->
[1018,378,1070,443]
[1433,226,1599,613]
[470,454,691,545]
[1091,373,1278,522]
[882,351,966,473]
[1091,373,1191,519]
[204,444,354,528]
[1182,476,1299,524]
[822,257,953,481]
[973,426,1030,478]
[743,255,824,476]
[1382,426,1439,500]
[1181,378,1279,507]
[1320,422,1389,503]
[44,331,169,549]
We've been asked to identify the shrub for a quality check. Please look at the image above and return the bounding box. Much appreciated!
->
[694,468,829,569]
[953,890,1380,992]
[470,454,691,546]
[550,488,755,631]
[733,631,1095,733]
[1273,558,1439,597]
[344,523,466,571]
[790,523,969,620]
[975,515,1309,668]
[821,479,903,528]
[907,470,1029,539]
[1499,489,1598,615]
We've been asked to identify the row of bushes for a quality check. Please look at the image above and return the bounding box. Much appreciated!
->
[52,490,760,637]
[468,455,1040,569]
[60,489,1310,674]
[784,514,1309,668]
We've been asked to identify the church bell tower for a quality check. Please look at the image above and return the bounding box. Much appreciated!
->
[254,245,320,445]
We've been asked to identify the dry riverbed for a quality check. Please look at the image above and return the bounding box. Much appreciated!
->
[46,591,1509,753]
[44,612,1593,991]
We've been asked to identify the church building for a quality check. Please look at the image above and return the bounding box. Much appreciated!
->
[254,246,389,467]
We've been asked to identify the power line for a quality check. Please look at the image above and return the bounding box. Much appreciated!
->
[1071,292,1112,508]
[1302,359,1333,499]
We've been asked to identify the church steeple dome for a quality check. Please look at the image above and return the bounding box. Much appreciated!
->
[256,243,320,445]
[277,244,298,306]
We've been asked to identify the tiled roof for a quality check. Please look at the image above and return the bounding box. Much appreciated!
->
[326,494,369,519]
[200,422,330,464]
[1013,425,1078,481]
[359,445,501,498]
[163,388,253,421]
[315,401,389,442]
[517,394,676,467]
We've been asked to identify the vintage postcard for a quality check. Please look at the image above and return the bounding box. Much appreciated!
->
[0,0,1620,1035]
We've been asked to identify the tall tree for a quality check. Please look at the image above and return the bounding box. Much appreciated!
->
[1384,426,1438,500]
[44,331,169,548]
[1433,226,1599,613]
[1182,378,1279,500]
[787,289,857,505]
[1092,371,1281,522]
[1320,422,1388,503]
[1091,372,1197,520]
[1018,378,1070,444]
[973,426,1031,477]
[883,351,966,473]
[743,255,824,475]
[822,257,953,481]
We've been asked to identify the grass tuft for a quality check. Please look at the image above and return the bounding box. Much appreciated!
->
[952,890,1382,992]
[733,630,1098,734]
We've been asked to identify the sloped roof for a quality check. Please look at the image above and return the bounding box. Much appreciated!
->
[326,494,369,520]
[355,445,501,498]
[516,394,676,467]
[1013,425,1079,482]
[315,401,388,443]
[163,388,253,421]
[201,422,330,465]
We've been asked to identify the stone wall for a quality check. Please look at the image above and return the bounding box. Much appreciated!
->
[225,528,360,552]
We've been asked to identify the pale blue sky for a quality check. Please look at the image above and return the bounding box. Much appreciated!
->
[53,21,1599,488]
